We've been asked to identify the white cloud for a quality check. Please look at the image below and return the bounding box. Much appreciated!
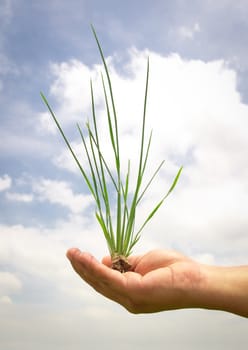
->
[0,219,107,305]
[53,140,83,173]
[191,253,216,265]
[45,59,104,125]
[0,295,12,304]
[1,4,248,349]
[178,22,200,39]
[0,272,22,301]
[0,220,247,350]
[37,111,57,135]
[0,174,12,191]
[33,178,93,214]
[2,47,247,349]
[40,49,248,267]
[6,192,33,203]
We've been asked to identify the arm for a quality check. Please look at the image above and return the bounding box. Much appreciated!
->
[66,248,248,318]
[196,264,248,318]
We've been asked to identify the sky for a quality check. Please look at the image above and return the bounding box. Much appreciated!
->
[0,0,248,349]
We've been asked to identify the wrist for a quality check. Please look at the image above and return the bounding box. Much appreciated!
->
[190,264,248,317]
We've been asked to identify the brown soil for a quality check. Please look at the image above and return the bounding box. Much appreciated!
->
[111,255,132,273]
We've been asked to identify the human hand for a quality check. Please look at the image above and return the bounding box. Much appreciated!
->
[66,248,203,313]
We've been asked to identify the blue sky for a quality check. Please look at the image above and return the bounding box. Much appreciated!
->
[1,0,248,349]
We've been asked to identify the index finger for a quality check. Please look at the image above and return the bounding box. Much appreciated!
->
[67,248,128,299]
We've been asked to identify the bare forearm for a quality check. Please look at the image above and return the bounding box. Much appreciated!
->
[194,265,248,318]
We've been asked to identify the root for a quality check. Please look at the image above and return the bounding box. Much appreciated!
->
[111,255,132,273]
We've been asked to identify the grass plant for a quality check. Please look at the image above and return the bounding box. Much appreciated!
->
[41,26,183,272]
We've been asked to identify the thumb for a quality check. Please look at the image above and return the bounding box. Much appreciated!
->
[102,256,112,267]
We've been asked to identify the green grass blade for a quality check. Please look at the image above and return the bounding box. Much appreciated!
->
[140,130,153,177]
[91,39,123,253]
[136,166,183,236]
[91,25,120,162]
[101,74,118,162]
[42,27,183,262]
[87,83,116,244]
[137,160,165,204]
[126,233,141,256]
[101,73,122,251]
[163,166,183,200]
[122,58,150,251]
[87,127,118,191]
[120,160,131,252]
[40,92,96,200]
[77,123,102,210]
[137,57,150,185]
[95,212,115,253]
[136,199,164,237]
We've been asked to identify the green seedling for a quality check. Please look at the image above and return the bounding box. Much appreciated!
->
[41,25,183,272]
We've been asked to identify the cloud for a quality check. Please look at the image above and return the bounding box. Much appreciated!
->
[52,140,83,173]
[44,59,103,125]
[0,174,12,191]
[1,3,248,349]
[178,23,201,39]
[0,295,12,304]
[0,271,22,304]
[37,111,57,135]
[33,178,93,214]
[0,220,247,350]
[6,192,33,203]
[0,217,108,307]
[2,43,248,348]
[40,48,248,266]
[0,272,22,295]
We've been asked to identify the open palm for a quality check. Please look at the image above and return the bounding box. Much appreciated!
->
[67,249,202,313]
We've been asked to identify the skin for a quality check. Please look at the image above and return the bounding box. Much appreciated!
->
[66,248,248,318]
